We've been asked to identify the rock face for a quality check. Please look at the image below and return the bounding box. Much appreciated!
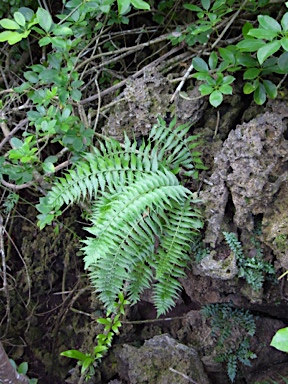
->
[102,69,205,141]
[115,334,211,384]
[201,105,288,248]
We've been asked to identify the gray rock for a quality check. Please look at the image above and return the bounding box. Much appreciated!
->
[115,334,211,384]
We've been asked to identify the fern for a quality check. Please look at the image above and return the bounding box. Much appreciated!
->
[36,117,204,315]
[223,232,275,291]
[202,303,256,382]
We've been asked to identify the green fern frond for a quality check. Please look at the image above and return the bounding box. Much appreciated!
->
[37,117,205,315]
[152,198,203,315]
[82,170,191,310]
[36,136,160,225]
[149,116,206,177]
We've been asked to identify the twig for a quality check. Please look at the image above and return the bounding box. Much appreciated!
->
[80,45,182,105]
[169,367,199,384]
[0,118,28,151]
[0,214,11,336]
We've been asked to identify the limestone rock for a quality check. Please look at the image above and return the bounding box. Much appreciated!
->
[115,334,211,384]
[201,106,288,247]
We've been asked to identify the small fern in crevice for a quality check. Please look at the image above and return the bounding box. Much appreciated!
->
[223,231,275,291]
[202,303,257,382]
[37,117,205,315]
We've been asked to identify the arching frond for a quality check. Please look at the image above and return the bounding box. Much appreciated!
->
[82,170,191,310]
[153,197,203,315]
[149,116,206,177]
[37,117,205,315]
[36,135,159,226]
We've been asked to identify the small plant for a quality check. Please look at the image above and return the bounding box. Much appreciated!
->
[191,53,235,107]
[190,235,210,263]
[223,231,275,291]
[9,359,38,384]
[202,303,257,382]
[61,293,128,380]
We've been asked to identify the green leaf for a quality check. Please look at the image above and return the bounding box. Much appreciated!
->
[209,90,223,107]
[70,89,82,102]
[192,57,209,72]
[281,12,288,32]
[271,327,288,352]
[281,37,288,51]
[242,22,253,38]
[222,75,235,85]
[208,51,218,70]
[131,0,150,10]
[10,138,23,148]
[183,4,202,12]
[258,15,281,33]
[36,8,52,32]
[257,40,281,65]
[262,79,277,99]
[236,54,258,67]
[60,349,89,361]
[219,84,232,95]
[218,47,235,64]
[42,162,55,173]
[254,83,266,105]
[278,51,288,71]
[236,38,265,52]
[248,28,278,40]
[39,36,51,46]
[243,68,261,80]
[17,362,28,375]
[0,18,20,30]
[19,7,34,21]
[52,25,73,36]
[14,12,26,27]
[117,0,130,14]
[201,0,210,10]
[198,84,213,95]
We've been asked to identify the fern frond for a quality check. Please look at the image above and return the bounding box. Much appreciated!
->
[149,116,206,177]
[82,170,191,310]
[152,197,203,315]
[37,135,159,220]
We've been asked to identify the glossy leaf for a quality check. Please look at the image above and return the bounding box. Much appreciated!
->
[281,37,288,51]
[0,18,20,30]
[208,51,218,70]
[60,350,89,361]
[278,51,288,71]
[117,0,130,14]
[236,38,265,52]
[218,47,235,63]
[254,83,266,105]
[14,12,26,27]
[193,57,209,72]
[209,90,223,107]
[184,4,202,12]
[257,40,281,65]
[36,8,52,33]
[262,79,277,99]
[281,12,288,32]
[243,82,255,94]
[131,0,150,10]
[248,28,278,40]
[271,327,288,352]
[243,68,261,80]
[258,15,281,32]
